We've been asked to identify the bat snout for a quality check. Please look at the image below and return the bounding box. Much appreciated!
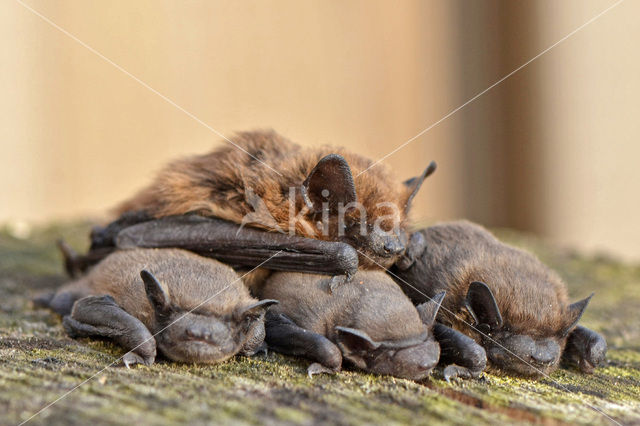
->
[529,338,561,367]
[185,327,215,342]
[488,335,561,376]
[531,350,557,365]
[392,340,440,380]
[367,230,406,258]
[383,238,405,255]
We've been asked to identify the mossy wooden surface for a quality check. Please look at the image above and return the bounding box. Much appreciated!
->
[0,222,638,425]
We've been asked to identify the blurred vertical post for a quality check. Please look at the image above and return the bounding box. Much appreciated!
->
[452,0,639,260]
[453,1,541,231]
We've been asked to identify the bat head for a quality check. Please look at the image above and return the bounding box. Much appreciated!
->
[140,270,277,363]
[302,155,436,268]
[334,292,445,380]
[464,281,592,376]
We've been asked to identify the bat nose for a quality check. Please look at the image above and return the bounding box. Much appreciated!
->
[186,327,200,338]
[531,351,557,365]
[420,341,440,371]
[531,347,558,365]
[420,356,438,371]
[186,327,215,343]
[383,238,404,255]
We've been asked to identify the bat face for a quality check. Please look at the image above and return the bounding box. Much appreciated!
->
[301,153,436,269]
[156,312,242,363]
[333,291,445,380]
[141,270,277,364]
[464,281,592,377]
[335,327,440,381]
[481,330,564,376]
[319,207,409,269]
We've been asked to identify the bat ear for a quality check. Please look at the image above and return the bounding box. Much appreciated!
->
[57,239,82,278]
[302,154,357,213]
[561,294,593,337]
[402,161,437,214]
[335,326,380,369]
[416,291,446,326]
[465,281,503,331]
[140,270,171,314]
[236,299,279,322]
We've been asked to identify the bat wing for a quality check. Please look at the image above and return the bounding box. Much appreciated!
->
[115,215,359,277]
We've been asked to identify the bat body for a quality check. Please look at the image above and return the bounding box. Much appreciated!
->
[254,270,444,380]
[391,221,607,376]
[75,130,435,279]
[39,248,277,366]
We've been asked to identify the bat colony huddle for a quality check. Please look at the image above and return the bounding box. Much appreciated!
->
[38,130,607,380]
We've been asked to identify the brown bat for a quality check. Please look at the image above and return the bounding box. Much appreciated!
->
[253,270,446,380]
[37,248,277,366]
[391,221,607,377]
[69,130,435,282]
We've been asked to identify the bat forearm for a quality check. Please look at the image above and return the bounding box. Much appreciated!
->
[115,215,359,277]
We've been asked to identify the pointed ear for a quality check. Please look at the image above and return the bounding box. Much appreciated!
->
[416,291,445,326]
[140,270,171,313]
[335,326,380,369]
[301,154,357,213]
[561,294,593,337]
[402,161,436,213]
[465,281,503,331]
[237,299,279,321]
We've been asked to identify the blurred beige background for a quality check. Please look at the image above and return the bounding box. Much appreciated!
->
[1,0,638,260]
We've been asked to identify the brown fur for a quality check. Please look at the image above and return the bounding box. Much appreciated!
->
[116,130,413,268]
[56,248,257,330]
[256,270,427,344]
[255,270,441,379]
[392,220,588,375]
[47,248,273,364]
[397,221,574,339]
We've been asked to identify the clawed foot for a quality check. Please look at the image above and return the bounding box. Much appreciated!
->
[307,362,338,378]
[443,364,483,382]
[328,273,354,293]
[32,291,55,309]
[251,342,269,357]
[395,232,427,271]
[122,351,154,368]
[562,325,607,374]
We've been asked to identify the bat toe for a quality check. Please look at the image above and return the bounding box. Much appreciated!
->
[122,351,154,368]
[443,364,484,382]
[307,362,339,378]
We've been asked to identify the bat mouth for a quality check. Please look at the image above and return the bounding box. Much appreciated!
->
[578,358,596,374]
[157,336,233,364]
[184,336,218,345]
[360,229,406,259]
[372,239,405,258]
[184,328,225,345]
[374,249,404,259]
[365,245,406,264]
[387,339,440,381]
[487,348,560,377]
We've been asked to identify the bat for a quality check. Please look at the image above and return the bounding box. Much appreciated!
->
[390,221,607,377]
[65,130,436,282]
[36,248,277,366]
[253,269,445,380]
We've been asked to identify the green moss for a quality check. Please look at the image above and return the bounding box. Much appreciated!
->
[0,223,639,425]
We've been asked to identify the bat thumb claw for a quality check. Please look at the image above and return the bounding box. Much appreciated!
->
[328,275,348,293]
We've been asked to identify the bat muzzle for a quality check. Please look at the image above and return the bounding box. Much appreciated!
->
[367,229,406,258]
